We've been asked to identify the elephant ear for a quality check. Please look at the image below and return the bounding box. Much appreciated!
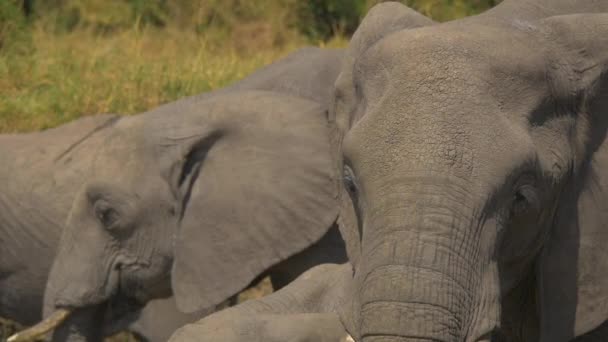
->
[330,2,434,265]
[534,14,608,341]
[164,91,339,314]
[227,46,344,107]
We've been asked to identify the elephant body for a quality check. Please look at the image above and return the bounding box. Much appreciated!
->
[0,114,113,325]
[1,47,346,341]
[170,1,608,342]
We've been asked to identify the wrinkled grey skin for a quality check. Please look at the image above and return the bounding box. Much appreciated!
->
[168,4,435,342]
[335,1,608,341]
[0,111,211,341]
[116,225,346,342]
[41,89,343,342]
[0,46,345,341]
[173,1,608,342]
[0,113,114,325]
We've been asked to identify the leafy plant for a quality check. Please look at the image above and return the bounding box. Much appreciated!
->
[295,0,368,41]
[0,0,32,54]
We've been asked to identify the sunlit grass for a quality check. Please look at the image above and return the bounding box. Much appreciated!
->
[0,26,349,133]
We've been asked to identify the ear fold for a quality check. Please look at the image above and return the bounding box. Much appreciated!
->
[168,91,339,313]
[534,14,608,341]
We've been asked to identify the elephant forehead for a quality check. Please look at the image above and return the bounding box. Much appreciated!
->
[358,22,546,76]
[342,25,547,183]
[342,83,536,195]
[91,122,149,186]
[353,23,550,112]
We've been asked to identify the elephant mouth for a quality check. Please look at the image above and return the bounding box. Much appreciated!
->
[89,260,149,330]
[11,265,156,341]
[102,292,147,335]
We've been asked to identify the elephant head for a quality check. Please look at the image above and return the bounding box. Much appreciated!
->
[332,3,608,342]
[36,90,338,341]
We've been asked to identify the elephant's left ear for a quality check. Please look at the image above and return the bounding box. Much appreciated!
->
[534,13,608,341]
[166,91,340,314]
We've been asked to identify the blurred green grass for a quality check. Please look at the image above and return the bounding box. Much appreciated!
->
[0,0,500,133]
[0,0,499,341]
[0,24,328,132]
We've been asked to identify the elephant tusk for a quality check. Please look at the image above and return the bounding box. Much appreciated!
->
[342,334,355,342]
[7,308,72,342]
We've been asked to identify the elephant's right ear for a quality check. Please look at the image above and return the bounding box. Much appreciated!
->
[163,91,340,314]
[533,13,608,341]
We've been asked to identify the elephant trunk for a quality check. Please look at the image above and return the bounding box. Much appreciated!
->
[44,230,118,311]
[358,186,479,342]
[41,224,119,341]
[359,263,466,342]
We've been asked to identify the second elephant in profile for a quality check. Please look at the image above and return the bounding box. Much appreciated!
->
[2,47,345,341]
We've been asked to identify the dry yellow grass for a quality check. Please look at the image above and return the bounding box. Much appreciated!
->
[0,22,343,132]
[0,25,347,133]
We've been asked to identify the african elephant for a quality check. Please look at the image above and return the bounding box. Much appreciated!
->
[0,112,214,342]
[37,89,343,342]
[172,1,608,342]
[334,1,608,341]
[1,46,345,341]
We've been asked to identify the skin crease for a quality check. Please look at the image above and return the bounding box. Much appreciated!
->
[1,47,346,341]
[169,1,608,342]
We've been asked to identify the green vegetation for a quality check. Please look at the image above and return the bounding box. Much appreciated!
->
[0,0,500,133]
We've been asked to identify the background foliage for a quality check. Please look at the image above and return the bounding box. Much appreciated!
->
[0,0,500,133]
[1,0,500,340]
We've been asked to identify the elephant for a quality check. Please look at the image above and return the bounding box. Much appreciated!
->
[330,1,608,340]
[1,46,346,341]
[169,1,608,342]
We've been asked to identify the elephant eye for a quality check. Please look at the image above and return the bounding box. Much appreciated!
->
[343,163,364,240]
[94,200,121,230]
[343,165,358,196]
[510,185,539,217]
